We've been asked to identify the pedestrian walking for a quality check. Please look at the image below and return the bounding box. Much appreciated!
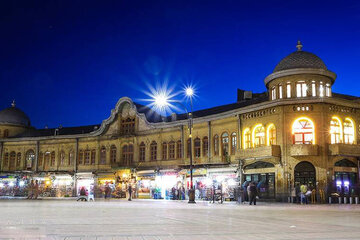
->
[33,180,39,199]
[27,180,34,199]
[249,182,258,205]
[300,184,308,204]
[128,183,132,201]
[104,183,111,200]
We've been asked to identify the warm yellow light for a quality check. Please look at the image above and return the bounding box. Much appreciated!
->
[331,116,343,142]
[45,181,51,185]
[292,116,315,144]
[345,117,356,144]
[266,123,275,146]
[252,124,264,147]
[122,173,127,178]
[243,128,250,149]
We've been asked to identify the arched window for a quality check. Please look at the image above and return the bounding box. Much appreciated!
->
[3,153,9,167]
[266,124,276,145]
[100,146,106,164]
[292,117,315,144]
[84,150,90,165]
[128,145,134,165]
[194,137,201,158]
[150,141,157,161]
[9,152,16,170]
[162,142,168,160]
[110,145,117,163]
[39,152,43,167]
[44,152,50,168]
[139,142,146,162]
[60,151,65,166]
[50,151,56,167]
[221,133,229,156]
[121,118,135,135]
[243,128,251,149]
[122,145,133,165]
[26,150,35,169]
[68,150,74,166]
[231,133,237,155]
[176,140,182,159]
[16,153,21,168]
[3,129,9,138]
[344,118,355,144]
[187,138,191,158]
[252,125,265,147]
[203,137,208,157]
[330,117,342,144]
[91,150,96,165]
[214,135,219,155]
[169,141,175,159]
[78,150,84,164]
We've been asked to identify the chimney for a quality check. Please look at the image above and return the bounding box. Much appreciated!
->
[171,113,177,121]
[237,89,253,101]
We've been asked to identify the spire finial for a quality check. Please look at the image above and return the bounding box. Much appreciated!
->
[11,100,16,107]
[296,40,303,51]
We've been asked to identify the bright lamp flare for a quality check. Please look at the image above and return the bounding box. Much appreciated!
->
[185,87,194,97]
[154,93,169,108]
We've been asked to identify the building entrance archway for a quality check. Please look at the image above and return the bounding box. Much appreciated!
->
[294,161,316,188]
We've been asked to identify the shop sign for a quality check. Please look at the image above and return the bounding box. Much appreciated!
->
[179,168,207,176]
[334,166,357,173]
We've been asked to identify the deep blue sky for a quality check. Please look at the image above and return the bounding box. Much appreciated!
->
[1,0,360,128]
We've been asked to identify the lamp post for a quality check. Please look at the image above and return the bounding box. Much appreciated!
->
[152,86,196,203]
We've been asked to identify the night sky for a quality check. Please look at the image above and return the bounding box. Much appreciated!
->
[1,1,360,128]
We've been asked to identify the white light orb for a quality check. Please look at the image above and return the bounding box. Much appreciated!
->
[185,87,194,97]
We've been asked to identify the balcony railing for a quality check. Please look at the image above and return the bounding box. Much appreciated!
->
[237,145,281,159]
[289,144,319,156]
[329,144,360,157]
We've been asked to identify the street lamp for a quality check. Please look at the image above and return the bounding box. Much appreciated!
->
[152,86,196,203]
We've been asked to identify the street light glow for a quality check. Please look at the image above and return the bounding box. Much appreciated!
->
[154,92,169,108]
[185,87,194,97]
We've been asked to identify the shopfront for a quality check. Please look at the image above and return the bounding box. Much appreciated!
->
[180,168,208,200]
[208,167,238,201]
[76,172,94,196]
[136,170,155,199]
[243,161,276,199]
[334,159,358,196]
[96,173,116,198]
[0,174,29,197]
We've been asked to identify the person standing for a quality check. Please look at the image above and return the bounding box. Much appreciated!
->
[27,180,34,199]
[300,184,308,205]
[249,182,258,205]
[33,180,39,199]
[128,183,132,201]
[104,183,111,200]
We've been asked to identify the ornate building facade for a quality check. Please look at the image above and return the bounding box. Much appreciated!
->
[0,42,359,201]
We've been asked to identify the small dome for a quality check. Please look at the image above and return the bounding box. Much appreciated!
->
[0,101,31,127]
[273,50,327,73]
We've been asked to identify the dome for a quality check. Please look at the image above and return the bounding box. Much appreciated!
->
[273,50,327,73]
[0,101,31,127]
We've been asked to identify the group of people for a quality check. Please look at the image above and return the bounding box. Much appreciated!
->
[99,183,133,201]
[27,180,39,199]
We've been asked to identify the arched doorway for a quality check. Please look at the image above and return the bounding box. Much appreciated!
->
[294,161,316,188]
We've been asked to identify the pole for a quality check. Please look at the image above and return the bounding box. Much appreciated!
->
[188,97,196,203]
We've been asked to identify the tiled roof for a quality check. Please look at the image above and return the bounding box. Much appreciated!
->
[274,51,327,72]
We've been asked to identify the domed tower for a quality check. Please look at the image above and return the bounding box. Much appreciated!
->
[264,41,336,100]
[0,101,31,138]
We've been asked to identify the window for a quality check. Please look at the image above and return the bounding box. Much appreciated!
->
[253,125,265,147]
[330,117,342,144]
[122,145,134,165]
[267,124,276,145]
[69,151,74,166]
[214,135,219,155]
[39,152,43,167]
[50,151,55,166]
[326,84,331,97]
[231,133,237,155]
[296,81,307,97]
[16,153,21,168]
[286,83,291,98]
[150,141,157,161]
[319,82,324,97]
[312,81,316,97]
[162,142,168,160]
[187,138,191,157]
[139,142,146,162]
[26,150,35,169]
[9,152,15,170]
[60,151,65,166]
[292,117,315,144]
[271,87,276,100]
[203,137,208,157]
[243,128,251,149]
[279,85,283,99]
[84,150,90,165]
[91,150,96,165]
[221,133,229,156]
[176,140,182,159]
[4,153,9,167]
[44,153,50,168]
[194,138,201,158]
[128,145,134,165]
[121,118,135,135]
[78,150,83,164]
[100,147,106,164]
[3,129,9,138]
[110,145,117,163]
[169,141,175,159]
[344,118,355,144]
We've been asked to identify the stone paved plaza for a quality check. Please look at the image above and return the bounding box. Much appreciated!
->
[0,199,360,240]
